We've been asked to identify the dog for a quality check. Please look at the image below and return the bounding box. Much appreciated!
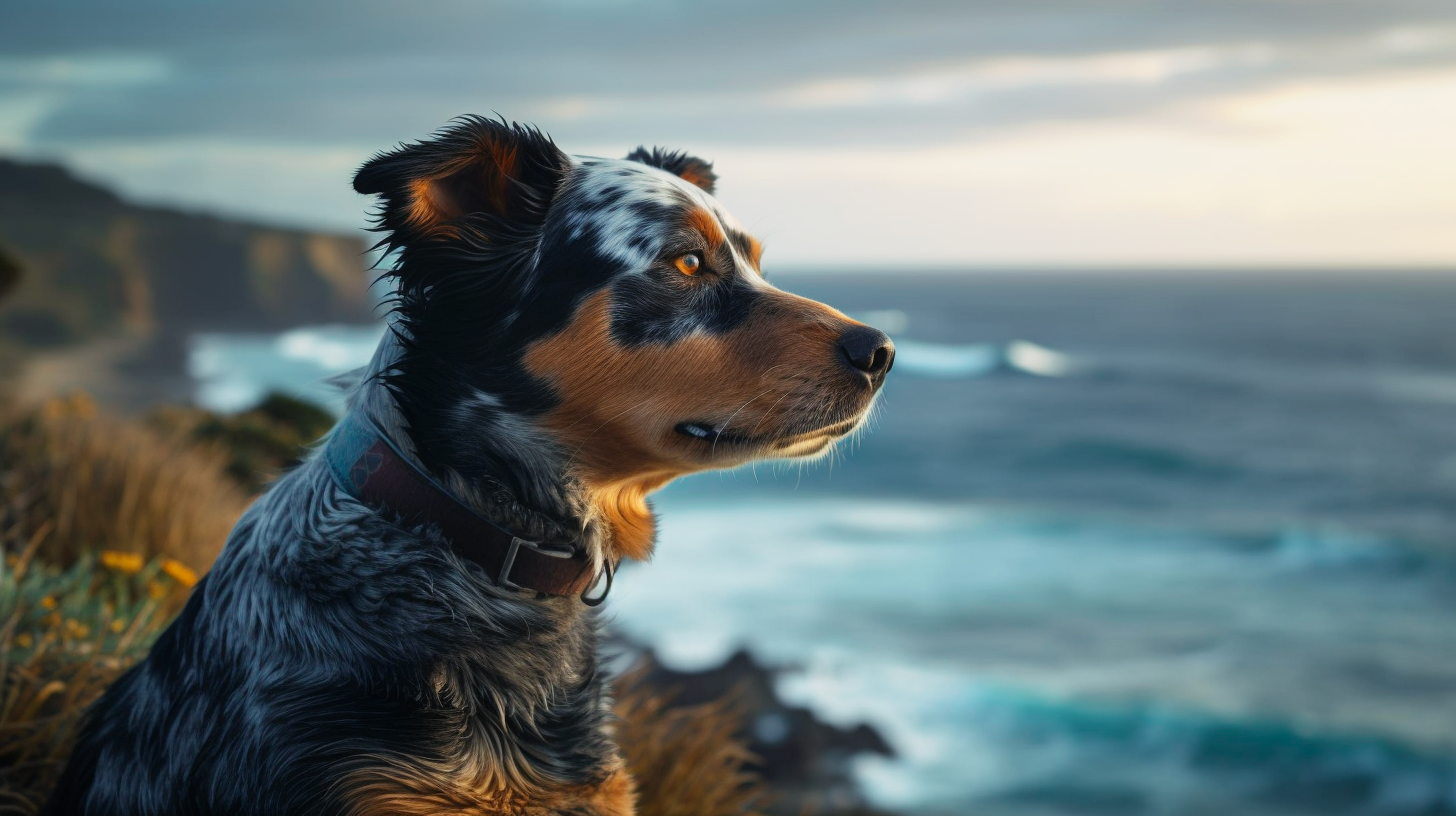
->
[44,116,894,816]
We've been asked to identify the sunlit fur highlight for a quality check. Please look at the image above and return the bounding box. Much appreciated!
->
[342,760,634,816]
[401,138,524,239]
[685,208,727,250]
[740,234,764,270]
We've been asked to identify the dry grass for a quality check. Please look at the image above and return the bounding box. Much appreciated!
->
[616,669,768,816]
[0,528,194,815]
[0,393,246,572]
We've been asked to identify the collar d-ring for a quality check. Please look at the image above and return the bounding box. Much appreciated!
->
[580,559,616,607]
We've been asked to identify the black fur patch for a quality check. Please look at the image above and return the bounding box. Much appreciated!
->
[624,146,717,194]
[607,263,761,347]
[353,117,585,495]
[356,125,740,499]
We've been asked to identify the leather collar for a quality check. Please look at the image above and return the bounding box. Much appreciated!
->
[323,411,612,604]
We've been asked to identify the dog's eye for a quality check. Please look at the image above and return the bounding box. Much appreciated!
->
[674,253,702,276]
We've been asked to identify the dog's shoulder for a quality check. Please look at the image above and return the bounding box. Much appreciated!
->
[47,459,619,816]
[45,576,262,815]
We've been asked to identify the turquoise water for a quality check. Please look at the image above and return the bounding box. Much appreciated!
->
[616,498,1456,814]
[189,273,1456,814]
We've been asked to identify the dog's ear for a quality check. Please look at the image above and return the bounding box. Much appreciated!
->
[625,146,717,194]
[354,116,571,246]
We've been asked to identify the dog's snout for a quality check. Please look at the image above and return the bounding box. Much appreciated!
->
[837,325,895,379]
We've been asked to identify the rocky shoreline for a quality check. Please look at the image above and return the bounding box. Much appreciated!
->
[615,642,898,816]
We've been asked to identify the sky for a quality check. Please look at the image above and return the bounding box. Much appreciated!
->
[2,0,1454,268]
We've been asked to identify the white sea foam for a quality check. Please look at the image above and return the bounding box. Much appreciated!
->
[891,338,1082,379]
[893,339,1001,378]
[1005,339,1079,377]
[276,326,382,370]
[852,308,912,335]
[189,325,384,413]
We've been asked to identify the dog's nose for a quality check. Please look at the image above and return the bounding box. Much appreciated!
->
[838,325,895,379]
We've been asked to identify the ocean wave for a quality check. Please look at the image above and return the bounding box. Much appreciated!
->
[848,301,1079,380]
[894,339,1082,379]
[893,339,1001,377]
[1376,371,1456,405]
[1260,527,1437,574]
[275,325,383,370]
[1016,437,1237,479]
[852,309,911,335]
[189,325,383,413]
[964,688,1456,815]
[616,497,1456,814]
[1005,340,1079,377]
[784,655,1456,815]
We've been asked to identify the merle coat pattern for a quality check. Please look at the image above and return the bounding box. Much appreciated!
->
[44,116,893,816]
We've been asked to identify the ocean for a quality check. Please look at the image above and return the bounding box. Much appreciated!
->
[188,272,1456,815]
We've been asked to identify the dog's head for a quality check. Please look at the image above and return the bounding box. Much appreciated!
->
[355,116,893,559]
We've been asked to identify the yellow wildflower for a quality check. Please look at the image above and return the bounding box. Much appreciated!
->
[110,619,127,633]
[147,581,168,600]
[15,633,33,648]
[65,619,90,639]
[40,595,57,610]
[160,558,198,588]
[69,392,97,419]
[99,550,144,574]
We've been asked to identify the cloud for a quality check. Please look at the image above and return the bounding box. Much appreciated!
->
[0,54,173,88]
[709,68,1456,267]
[5,0,1456,150]
[5,1,1454,264]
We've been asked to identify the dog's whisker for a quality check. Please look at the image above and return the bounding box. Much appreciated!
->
[710,386,778,457]
[746,391,795,438]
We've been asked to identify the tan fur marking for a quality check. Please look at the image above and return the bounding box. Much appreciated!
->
[403,137,522,238]
[575,764,637,816]
[407,177,461,236]
[686,208,726,249]
[476,139,518,215]
[744,235,763,270]
[344,763,636,816]
[524,289,869,562]
[678,165,716,192]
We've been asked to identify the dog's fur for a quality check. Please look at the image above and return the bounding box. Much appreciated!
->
[44,116,893,816]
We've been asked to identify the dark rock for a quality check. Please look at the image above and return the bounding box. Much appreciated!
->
[0,243,21,303]
[615,641,898,816]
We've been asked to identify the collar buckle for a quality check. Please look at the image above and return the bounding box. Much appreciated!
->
[498,536,574,592]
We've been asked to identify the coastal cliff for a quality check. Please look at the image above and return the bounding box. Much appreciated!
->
[0,159,374,406]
